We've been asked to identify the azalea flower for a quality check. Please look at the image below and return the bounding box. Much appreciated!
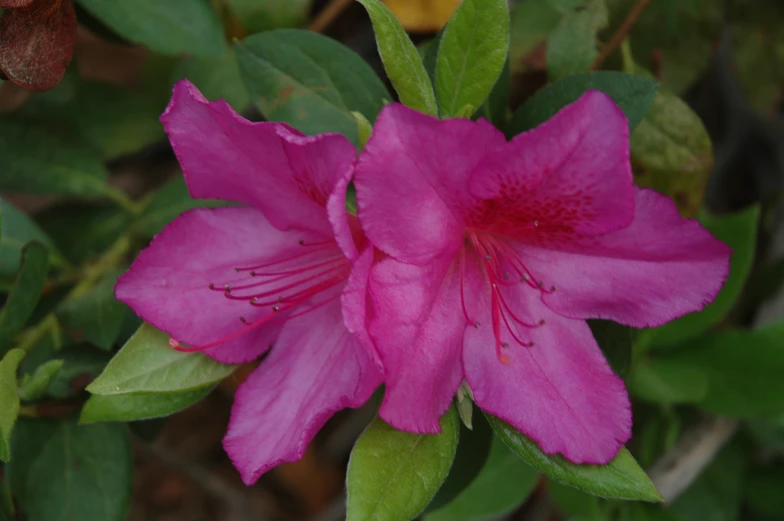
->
[115,80,381,484]
[350,91,731,464]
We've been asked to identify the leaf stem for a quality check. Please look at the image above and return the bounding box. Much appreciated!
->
[105,187,143,216]
[592,0,651,70]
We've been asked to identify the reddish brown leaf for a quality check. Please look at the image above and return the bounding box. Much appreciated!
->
[0,0,77,91]
[0,1,34,7]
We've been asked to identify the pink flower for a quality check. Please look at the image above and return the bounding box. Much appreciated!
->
[115,80,381,484]
[349,91,730,464]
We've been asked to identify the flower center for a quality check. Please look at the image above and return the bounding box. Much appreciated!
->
[461,231,555,364]
[169,239,351,352]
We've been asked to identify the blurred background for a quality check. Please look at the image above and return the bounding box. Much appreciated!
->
[0,0,783,520]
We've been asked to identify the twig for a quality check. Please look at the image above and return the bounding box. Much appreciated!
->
[647,417,739,504]
[308,0,353,33]
[592,0,651,70]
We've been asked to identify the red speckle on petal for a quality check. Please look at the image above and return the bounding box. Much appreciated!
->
[0,0,77,91]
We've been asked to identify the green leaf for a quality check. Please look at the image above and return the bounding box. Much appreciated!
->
[507,71,657,136]
[0,349,24,461]
[640,205,759,349]
[487,414,661,501]
[17,360,64,402]
[629,90,715,218]
[86,323,236,395]
[477,58,511,127]
[426,436,538,521]
[236,29,391,144]
[630,358,709,404]
[80,386,213,423]
[0,199,61,278]
[35,202,132,265]
[549,481,602,520]
[352,111,374,149]
[357,0,438,116]
[347,407,460,521]
[588,319,631,378]
[508,0,561,74]
[136,176,226,237]
[56,273,129,351]
[20,81,165,161]
[226,0,310,33]
[7,418,133,521]
[47,344,113,399]
[435,0,509,117]
[426,407,493,513]
[745,464,784,518]
[729,2,784,115]
[172,48,250,112]
[0,118,112,197]
[546,0,608,80]
[670,444,743,521]
[0,242,49,353]
[650,323,784,417]
[76,0,226,58]
[605,0,723,93]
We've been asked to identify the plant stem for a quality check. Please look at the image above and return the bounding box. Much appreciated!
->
[592,0,651,70]
[105,187,143,216]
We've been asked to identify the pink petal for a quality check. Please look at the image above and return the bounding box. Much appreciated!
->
[223,301,381,484]
[161,80,357,235]
[366,254,466,433]
[519,188,731,328]
[341,248,382,369]
[355,103,506,265]
[462,264,631,464]
[469,90,634,237]
[115,207,336,363]
[327,164,363,262]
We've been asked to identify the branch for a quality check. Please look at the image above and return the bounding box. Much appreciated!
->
[592,0,651,70]
[647,417,739,504]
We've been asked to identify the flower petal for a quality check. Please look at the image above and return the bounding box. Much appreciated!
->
[463,268,631,464]
[367,255,465,433]
[341,248,382,369]
[327,164,363,262]
[223,301,381,485]
[519,188,731,328]
[115,207,336,363]
[355,103,506,265]
[469,90,634,237]
[161,80,356,235]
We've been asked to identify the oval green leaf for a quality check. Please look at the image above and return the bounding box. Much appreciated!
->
[77,0,226,58]
[80,386,213,423]
[486,414,662,502]
[546,0,607,80]
[8,418,133,521]
[506,71,658,136]
[630,89,715,218]
[86,323,236,395]
[347,407,460,521]
[0,198,62,278]
[425,436,538,521]
[357,0,438,116]
[0,349,24,461]
[236,29,390,145]
[0,241,49,352]
[435,0,509,117]
[425,407,493,513]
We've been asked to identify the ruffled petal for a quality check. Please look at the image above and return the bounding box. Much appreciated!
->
[367,255,466,432]
[518,188,731,328]
[355,103,506,265]
[469,90,634,237]
[462,265,631,464]
[223,301,381,484]
[115,207,338,363]
[341,248,382,369]
[161,80,356,235]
